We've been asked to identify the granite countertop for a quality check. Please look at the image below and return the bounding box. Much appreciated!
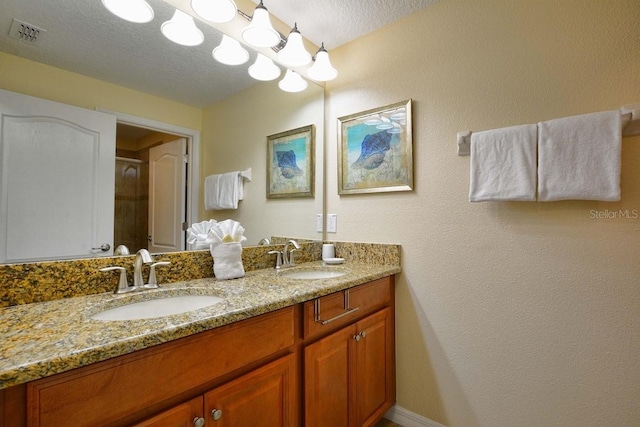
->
[0,261,400,390]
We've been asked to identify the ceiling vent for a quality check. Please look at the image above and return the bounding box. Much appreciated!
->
[9,19,46,44]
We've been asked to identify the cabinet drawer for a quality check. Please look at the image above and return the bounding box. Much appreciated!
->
[27,307,295,427]
[303,276,393,340]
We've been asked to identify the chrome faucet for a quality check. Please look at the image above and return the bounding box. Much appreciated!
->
[133,249,153,288]
[282,240,300,267]
[99,249,170,293]
[268,240,300,271]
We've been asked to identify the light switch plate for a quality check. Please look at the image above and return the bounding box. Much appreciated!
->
[316,214,323,232]
[327,214,337,233]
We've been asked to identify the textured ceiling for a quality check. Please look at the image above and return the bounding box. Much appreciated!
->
[0,0,439,108]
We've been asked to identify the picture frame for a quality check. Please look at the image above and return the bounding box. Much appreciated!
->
[267,124,315,199]
[337,99,413,195]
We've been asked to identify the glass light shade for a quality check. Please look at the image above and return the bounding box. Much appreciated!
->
[241,3,280,48]
[277,25,311,67]
[191,0,237,23]
[307,45,337,81]
[278,70,308,92]
[212,35,249,65]
[161,10,204,46]
[249,54,281,81]
[101,0,154,23]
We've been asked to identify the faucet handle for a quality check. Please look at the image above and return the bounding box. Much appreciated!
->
[99,266,131,294]
[144,261,171,289]
[268,250,283,269]
[287,247,298,266]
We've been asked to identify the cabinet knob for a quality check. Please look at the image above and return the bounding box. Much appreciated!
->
[211,409,223,421]
[353,334,361,342]
[360,330,367,339]
[193,417,205,427]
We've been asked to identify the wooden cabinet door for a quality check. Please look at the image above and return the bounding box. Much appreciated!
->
[304,323,357,427]
[355,308,394,427]
[203,354,297,427]
[133,396,203,427]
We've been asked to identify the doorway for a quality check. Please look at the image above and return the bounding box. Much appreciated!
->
[114,123,187,253]
[99,109,200,253]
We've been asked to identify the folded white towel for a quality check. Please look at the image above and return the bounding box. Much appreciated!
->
[469,124,537,202]
[538,110,621,201]
[204,172,243,210]
[211,242,245,280]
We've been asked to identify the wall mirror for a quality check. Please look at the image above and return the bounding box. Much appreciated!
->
[0,0,324,263]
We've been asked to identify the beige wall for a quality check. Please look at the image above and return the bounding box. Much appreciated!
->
[326,0,640,425]
[200,80,324,245]
[0,52,201,131]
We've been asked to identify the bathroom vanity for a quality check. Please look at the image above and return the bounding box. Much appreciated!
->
[0,259,398,426]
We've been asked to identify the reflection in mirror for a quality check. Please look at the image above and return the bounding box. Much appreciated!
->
[200,80,324,246]
[0,0,324,263]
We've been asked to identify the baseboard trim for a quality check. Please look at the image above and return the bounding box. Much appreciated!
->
[385,405,447,427]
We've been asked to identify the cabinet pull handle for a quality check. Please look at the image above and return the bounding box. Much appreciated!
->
[211,409,223,421]
[193,417,205,427]
[314,289,360,325]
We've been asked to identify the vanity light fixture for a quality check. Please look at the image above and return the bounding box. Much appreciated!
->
[191,0,237,23]
[212,35,250,65]
[277,23,311,67]
[248,54,282,81]
[241,1,280,48]
[161,9,204,46]
[101,0,154,23]
[278,69,308,92]
[307,43,337,81]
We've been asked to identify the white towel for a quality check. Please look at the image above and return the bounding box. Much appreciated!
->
[211,242,245,280]
[538,110,621,201]
[469,124,537,202]
[204,172,243,210]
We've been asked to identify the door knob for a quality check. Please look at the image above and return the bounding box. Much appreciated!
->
[92,243,110,252]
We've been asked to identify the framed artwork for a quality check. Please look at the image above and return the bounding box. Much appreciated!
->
[267,124,315,198]
[337,99,413,195]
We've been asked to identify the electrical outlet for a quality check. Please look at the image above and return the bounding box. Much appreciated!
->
[316,214,323,232]
[327,214,337,233]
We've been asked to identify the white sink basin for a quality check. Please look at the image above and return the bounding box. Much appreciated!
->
[282,270,346,280]
[91,295,224,321]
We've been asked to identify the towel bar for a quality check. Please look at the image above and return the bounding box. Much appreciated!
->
[457,103,640,156]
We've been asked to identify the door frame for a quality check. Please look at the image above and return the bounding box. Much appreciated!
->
[99,109,200,251]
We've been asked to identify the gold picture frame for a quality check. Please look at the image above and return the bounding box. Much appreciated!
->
[267,124,315,199]
[337,99,413,195]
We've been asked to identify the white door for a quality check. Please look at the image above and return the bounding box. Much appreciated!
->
[0,89,116,263]
[148,138,186,253]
